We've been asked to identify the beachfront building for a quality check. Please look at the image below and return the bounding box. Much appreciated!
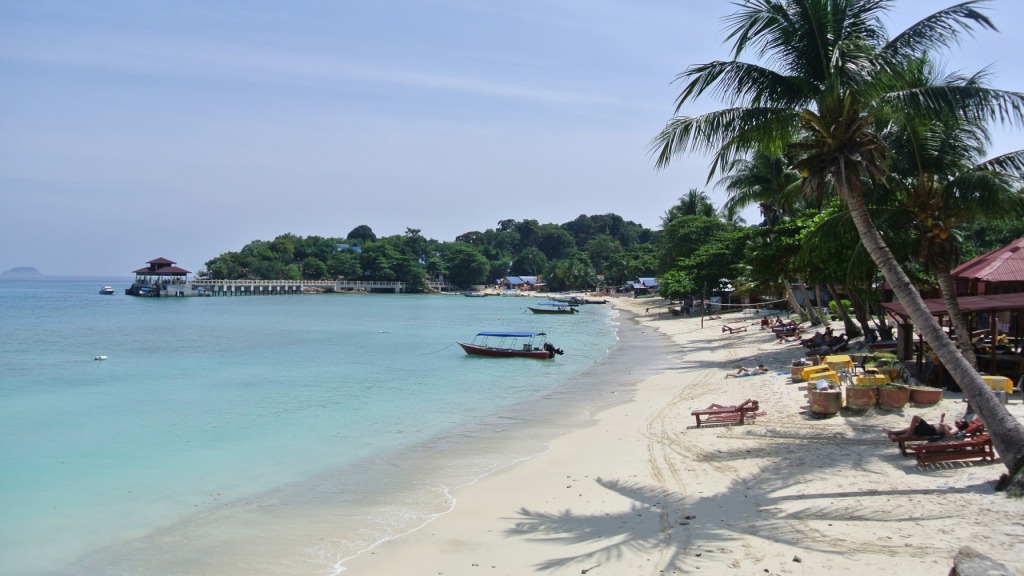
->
[126,257,192,297]
[498,276,539,292]
[630,277,658,297]
[882,236,1024,385]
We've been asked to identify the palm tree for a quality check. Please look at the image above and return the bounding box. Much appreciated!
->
[718,151,821,322]
[661,188,717,225]
[883,62,1024,368]
[718,152,803,228]
[651,0,1024,480]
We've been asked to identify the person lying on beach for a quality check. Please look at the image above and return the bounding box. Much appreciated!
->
[883,413,965,440]
[725,363,768,378]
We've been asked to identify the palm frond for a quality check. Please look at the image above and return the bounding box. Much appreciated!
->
[974,149,1024,179]
[674,60,811,110]
[650,107,798,178]
[882,1,996,63]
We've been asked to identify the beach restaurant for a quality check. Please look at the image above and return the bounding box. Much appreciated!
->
[881,237,1024,385]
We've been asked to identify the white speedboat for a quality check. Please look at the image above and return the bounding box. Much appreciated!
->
[99,286,115,295]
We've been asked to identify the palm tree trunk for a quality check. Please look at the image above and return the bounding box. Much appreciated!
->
[783,281,807,321]
[796,277,822,324]
[828,283,862,337]
[837,173,1024,476]
[848,290,876,338]
[935,269,980,370]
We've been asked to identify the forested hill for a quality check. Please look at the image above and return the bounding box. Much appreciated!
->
[202,215,659,292]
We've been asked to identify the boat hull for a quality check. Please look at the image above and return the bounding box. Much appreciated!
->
[458,342,554,359]
[527,307,576,314]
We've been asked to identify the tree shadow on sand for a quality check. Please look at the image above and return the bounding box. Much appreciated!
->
[503,428,1001,572]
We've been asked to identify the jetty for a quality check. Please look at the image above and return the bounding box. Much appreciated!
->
[126,257,453,297]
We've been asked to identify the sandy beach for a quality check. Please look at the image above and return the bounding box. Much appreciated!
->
[343,296,1024,575]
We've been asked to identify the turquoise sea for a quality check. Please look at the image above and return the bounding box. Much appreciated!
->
[0,276,671,575]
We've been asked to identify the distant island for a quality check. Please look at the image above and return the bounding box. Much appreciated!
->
[2,266,42,276]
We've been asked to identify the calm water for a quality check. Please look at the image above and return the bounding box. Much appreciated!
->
[0,277,667,575]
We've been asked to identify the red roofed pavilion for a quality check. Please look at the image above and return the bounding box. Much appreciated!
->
[953,236,1024,296]
[128,258,191,296]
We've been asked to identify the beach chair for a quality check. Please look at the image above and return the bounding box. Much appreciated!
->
[805,335,849,356]
[722,325,748,334]
[890,419,985,457]
[910,433,996,466]
[691,399,759,427]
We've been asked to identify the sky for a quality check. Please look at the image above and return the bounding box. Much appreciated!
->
[2,1,1023,276]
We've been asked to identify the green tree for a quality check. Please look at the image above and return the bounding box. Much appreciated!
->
[536,224,576,260]
[512,247,547,277]
[441,243,491,288]
[657,215,729,275]
[662,188,717,225]
[327,252,362,279]
[652,0,1024,478]
[301,257,328,280]
[658,269,697,301]
[347,224,377,242]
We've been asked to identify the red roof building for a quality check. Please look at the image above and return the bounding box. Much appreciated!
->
[952,236,1024,296]
[132,257,191,277]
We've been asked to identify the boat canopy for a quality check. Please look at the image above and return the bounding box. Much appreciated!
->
[476,331,545,338]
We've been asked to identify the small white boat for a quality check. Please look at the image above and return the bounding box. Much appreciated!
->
[99,286,115,295]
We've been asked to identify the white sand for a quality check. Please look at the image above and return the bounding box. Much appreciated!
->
[343,296,1024,574]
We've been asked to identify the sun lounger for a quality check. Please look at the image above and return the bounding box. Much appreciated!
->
[805,335,849,356]
[691,399,759,427]
[722,325,748,334]
[890,420,985,456]
[910,433,995,466]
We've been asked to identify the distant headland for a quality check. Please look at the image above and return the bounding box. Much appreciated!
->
[2,266,42,276]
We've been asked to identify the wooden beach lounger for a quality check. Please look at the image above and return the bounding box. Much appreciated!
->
[691,399,759,427]
[910,433,996,466]
[890,420,985,456]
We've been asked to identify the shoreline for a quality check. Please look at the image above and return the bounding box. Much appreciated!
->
[62,299,652,575]
[344,296,1024,574]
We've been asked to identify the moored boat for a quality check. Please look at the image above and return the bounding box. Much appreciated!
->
[527,303,577,314]
[458,331,563,359]
[99,286,115,295]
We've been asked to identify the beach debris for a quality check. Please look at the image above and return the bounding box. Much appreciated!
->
[580,565,600,574]
[951,546,1013,576]
[792,555,802,563]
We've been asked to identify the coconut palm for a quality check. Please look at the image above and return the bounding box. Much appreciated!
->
[718,152,803,228]
[651,0,1024,479]
[718,151,822,322]
[661,188,717,225]
[884,63,1024,369]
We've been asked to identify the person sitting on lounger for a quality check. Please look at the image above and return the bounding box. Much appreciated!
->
[883,413,965,440]
[726,363,768,378]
